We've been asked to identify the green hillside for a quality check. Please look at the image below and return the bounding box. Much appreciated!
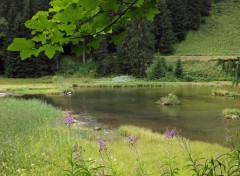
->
[174,0,240,56]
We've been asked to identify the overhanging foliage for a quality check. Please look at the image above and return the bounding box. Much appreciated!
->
[7,0,159,59]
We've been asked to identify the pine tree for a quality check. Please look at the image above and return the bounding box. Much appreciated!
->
[2,0,57,78]
[201,0,211,16]
[117,18,155,77]
[154,1,176,54]
[166,0,188,41]
[0,17,7,75]
[187,0,202,30]
[174,59,183,78]
[147,58,167,80]
[91,36,116,75]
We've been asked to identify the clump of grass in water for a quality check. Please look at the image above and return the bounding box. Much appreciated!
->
[212,89,240,98]
[222,108,240,119]
[156,93,181,106]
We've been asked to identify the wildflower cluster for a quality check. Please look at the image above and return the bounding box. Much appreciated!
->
[73,144,85,160]
[64,116,75,124]
[128,135,137,145]
[165,129,177,138]
[98,140,107,152]
[64,127,240,176]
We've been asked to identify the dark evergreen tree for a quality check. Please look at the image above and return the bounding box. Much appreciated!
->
[187,0,202,30]
[154,1,176,54]
[174,59,183,78]
[0,17,7,75]
[117,18,155,77]
[166,0,188,41]
[91,36,116,75]
[0,0,57,78]
[147,58,168,80]
[201,0,211,16]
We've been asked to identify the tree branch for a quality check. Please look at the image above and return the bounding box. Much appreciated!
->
[70,0,139,40]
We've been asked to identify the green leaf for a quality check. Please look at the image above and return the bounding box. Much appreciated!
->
[7,38,36,59]
[72,45,90,56]
[92,12,108,29]
[32,33,47,44]
[58,24,76,35]
[102,0,120,12]
[25,13,52,32]
[145,8,160,21]
[78,0,100,11]
[38,44,63,59]
[87,38,100,49]
[111,31,127,45]
[20,50,37,60]
[50,29,68,44]
[8,38,34,51]
[134,0,144,7]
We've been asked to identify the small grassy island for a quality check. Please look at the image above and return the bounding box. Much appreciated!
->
[212,90,240,98]
[156,93,181,106]
[222,108,240,119]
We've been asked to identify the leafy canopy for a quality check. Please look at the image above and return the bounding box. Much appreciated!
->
[7,0,159,59]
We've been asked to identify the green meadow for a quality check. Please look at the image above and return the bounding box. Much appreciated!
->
[174,0,240,56]
[0,98,230,175]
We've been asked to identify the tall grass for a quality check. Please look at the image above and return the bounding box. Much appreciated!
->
[0,98,71,175]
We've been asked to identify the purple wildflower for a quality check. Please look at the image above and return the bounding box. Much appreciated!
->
[165,129,177,138]
[98,140,107,150]
[128,136,137,143]
[64,116,75,124]
[73,153,80,159]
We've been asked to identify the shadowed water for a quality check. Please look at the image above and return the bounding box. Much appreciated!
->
[23,87,240,144]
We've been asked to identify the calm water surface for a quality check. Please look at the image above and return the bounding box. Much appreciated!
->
[26,87,240,144]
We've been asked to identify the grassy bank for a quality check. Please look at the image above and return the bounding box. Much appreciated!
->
[0,76,234,96]
[0,98,232,175]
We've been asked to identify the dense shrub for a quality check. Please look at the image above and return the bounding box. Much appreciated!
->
[184,74,194,82]
[146,58,167,80]
[59,57,98,77]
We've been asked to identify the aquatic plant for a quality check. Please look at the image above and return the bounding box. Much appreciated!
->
[157,93,181,106]
[212,89,240,98]
[222,108,240,119]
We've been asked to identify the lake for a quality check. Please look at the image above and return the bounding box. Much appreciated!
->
[23,87,240,144]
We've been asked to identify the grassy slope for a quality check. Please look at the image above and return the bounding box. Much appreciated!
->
[0,98,228,175]
[174,0,240,56]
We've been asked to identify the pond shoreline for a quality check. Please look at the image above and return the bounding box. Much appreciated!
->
[0,77,236,96]
[0,92,11,97]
